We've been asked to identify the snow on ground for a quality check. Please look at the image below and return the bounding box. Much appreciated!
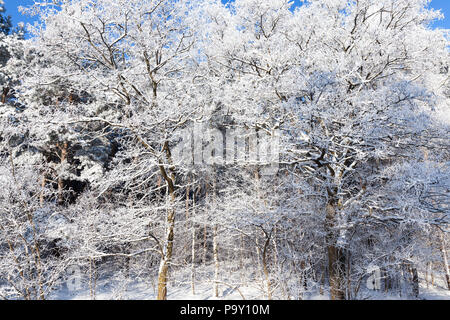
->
[50,266,450,300]
[352,274,450,300]
[418,276,450,300]
[53,279,264,300]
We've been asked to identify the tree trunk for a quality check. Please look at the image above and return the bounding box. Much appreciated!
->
[239,234,245,286]
[191,188,196,295]
[213,225,219,297]
[411,266,419,298]
[262,236,272,300]
[157,205,175,300]
[428,261,434,286]
[156,143,177,300]
[255,238,263,283]
[439,230,450,290]
[89,257,97,300]
[319,269,325,296]
[326,201,346,300]
[346,251,351,299]
[57,142,68,205]
[383,267,391,293]
[1,86,9,103]
[203,224,208,265]
[40,174,46,207]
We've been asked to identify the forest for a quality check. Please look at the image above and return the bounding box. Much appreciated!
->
[0,0,449,300]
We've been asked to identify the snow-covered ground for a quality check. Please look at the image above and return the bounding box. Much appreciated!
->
[50,265,450,300]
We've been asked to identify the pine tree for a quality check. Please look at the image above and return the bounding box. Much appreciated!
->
[0,0,12,35]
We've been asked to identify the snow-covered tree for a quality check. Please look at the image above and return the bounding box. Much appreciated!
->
[0,0,12,35]
[205,0,449,299]
[17,0,217,300]
[1,0,448,300]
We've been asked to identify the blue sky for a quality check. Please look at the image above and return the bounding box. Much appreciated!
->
[4,0,450,30]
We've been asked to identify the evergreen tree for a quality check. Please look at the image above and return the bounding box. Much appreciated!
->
[0,0,12,35]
